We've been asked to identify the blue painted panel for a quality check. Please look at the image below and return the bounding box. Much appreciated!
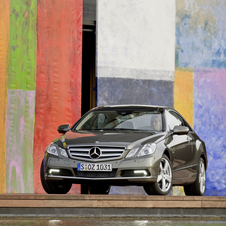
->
[176,1,226,68]
[194,68,226,196]
[97,77,174,108]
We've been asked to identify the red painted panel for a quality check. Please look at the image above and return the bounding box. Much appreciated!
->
[34,0,82,193]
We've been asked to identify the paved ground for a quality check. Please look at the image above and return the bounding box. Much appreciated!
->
[0,218,226,226]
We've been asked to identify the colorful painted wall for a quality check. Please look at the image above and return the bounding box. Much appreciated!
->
[97,0,176,195]
[97,0,175,108]
[176,0,226,196]
[97,0,226,196]
[0,0,226,196]
[0,0,82,194]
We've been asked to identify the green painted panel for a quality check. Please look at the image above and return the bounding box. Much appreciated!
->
[8,0,37,90]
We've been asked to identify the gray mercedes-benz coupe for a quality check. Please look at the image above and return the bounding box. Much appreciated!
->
[40,105,207,195]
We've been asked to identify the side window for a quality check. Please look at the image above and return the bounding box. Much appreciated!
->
[166,111,184,130]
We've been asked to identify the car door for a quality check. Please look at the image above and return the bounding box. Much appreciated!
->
[165,110,196,184]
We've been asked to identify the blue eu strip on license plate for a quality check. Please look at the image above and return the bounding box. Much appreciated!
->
[77,163,112,171]
[77,163,81,171]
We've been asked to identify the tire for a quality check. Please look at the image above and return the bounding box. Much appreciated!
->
[144,154,172,195]
[40,159,72,194]
[80,184,89,194]
[184,158,206,196]
[81,184,110,194]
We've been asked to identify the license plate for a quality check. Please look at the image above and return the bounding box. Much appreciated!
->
[77,163,112,171]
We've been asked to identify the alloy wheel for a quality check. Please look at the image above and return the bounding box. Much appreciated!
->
[199,160,206,194]
[157,157,172,192]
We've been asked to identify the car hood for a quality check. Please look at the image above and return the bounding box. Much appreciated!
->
[55,130,165,149]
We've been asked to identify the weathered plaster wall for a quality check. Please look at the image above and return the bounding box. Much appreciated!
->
[6,0,37,193]
[97,0,175,108]
[176,0,226,196]
[97,0,176,194]
[0,0,9,193]
[33,0,82,194]
[97,0,226,196]
[176,0,226,68]
[0,0,225,196]
[0,0,82,194]
[194,69,226,195]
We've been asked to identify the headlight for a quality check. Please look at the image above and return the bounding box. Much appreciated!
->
[137,144,156,157]
[46,143,58,156]
[126,147,139,158]
[46,143,68,158]
[59,147,68,157]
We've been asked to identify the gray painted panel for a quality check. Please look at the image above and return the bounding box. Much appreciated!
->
[83,0,96,21]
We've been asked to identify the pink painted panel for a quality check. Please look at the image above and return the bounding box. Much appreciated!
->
[6,90,35,193]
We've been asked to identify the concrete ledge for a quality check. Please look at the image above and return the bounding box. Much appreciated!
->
[0,194,225,218]
[1,207,226,218]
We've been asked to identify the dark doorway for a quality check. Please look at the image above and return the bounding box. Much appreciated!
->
[82,22,96,116]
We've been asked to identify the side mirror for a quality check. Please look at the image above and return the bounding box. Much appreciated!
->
[173,126,189,135]
[57,124,70,134]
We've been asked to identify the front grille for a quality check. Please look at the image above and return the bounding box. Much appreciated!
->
[74,169,117,178]
[68,145,125,160]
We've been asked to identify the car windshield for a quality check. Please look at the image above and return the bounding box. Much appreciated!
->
[74,109,164,132]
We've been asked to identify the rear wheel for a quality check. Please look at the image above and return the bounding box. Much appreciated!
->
[184,158,206,196]
[40,159,72,194]
[144,154,172,195]
[81,184,110,194]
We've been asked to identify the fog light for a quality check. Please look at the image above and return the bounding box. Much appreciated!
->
[134,170,148,176]
[49,169,60,174]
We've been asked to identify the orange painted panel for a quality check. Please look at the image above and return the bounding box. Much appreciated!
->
[34,0,82,193]
[174,68,193,196]
[174,69,193,128]
[0,0,10,193]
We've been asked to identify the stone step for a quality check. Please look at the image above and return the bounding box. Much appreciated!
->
[0,194,225,208]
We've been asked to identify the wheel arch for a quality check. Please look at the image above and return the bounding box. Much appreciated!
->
[163,149,171,161]
[200,153,207,170]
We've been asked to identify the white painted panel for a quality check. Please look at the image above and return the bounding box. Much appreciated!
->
[97,0,176,80]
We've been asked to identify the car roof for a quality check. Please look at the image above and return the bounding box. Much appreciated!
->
[93,104,173,111]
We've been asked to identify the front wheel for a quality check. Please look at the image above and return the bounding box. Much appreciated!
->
[144,154,172,195]
[184,158,206,196]
[40,159,72,194]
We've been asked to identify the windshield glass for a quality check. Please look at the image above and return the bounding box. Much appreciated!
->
[74,109,164,132]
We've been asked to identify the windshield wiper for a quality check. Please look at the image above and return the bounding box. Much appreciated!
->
[76,128,158,133]
[102,128,157,133]
[114,128,133,130]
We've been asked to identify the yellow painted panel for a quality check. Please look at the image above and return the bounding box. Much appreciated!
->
[174,69,193,128]
[0,0,9,193]
[174,68,193,196]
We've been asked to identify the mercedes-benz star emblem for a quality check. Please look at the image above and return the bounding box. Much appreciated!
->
[89,147,101,159]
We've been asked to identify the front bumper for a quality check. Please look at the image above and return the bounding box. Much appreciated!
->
[44,155,160,186]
